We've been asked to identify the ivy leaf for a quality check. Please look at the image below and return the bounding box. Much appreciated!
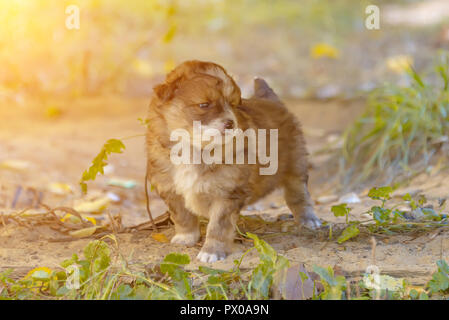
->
[402,193,412,201]
[163,253,190,265]
[313,266,346,300]
[160,253,192,299]
[337,225,360,244]
[331,204,351,217]
[246,232,289,299]
[368,186,393,200]
[79,139,125,193]
[428,272,449,293]
[427,260,449,294]
[160,253,190,280]
[437,260,449,274]
[247,232,278,265]
[371,206,391,225]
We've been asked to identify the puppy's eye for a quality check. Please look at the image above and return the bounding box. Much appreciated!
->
[198,102,210,109]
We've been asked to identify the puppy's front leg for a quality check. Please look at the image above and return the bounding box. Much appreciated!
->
[162,193,200,246]
[197,199,242,263]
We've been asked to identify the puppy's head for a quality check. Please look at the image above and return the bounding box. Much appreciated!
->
[151,61,241,145]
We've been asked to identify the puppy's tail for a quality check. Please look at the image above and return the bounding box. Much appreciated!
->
[253,77,280,102]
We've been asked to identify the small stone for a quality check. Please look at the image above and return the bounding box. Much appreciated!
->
[107,192,121,202]
[338,192,361,204]
[316,195,338,204]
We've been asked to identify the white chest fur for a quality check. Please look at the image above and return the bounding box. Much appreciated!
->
[172,164,240,216]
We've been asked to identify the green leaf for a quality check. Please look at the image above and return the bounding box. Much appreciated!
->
[313,266,336,286]
[337,225,360,243]
[419,291,429,300]
[368,186,393,200]
[246,233,289,299]
[313,266,346,300]
[163,253,190,265]
[409,289,418,299]
[247,232,278,265]
[83,240,111,273]
[437,260,449,274]
[61,253,79,268]
[428,261,449,294]
[160,253,192,299]
[402,193,412,201]
[371,206,391,225]
[331,203,350,217]
[428,272,449,293]
[79,139,125,193]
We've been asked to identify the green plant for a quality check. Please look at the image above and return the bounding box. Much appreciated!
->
[0,233,293,300]
[246,232,289,299]
[1,233,448,300]
[332,186,448,243]
[79,139,125,193]
[331,203,360,243]
[427,260,449,295]
[313,266,346,300]
[341,52,449,187]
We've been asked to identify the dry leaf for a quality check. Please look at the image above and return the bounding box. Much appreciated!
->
[0,160,31,171]
[152,233,169,243]
[48,182,73,195]
[69,226,99,238]
[61,214,97,225]
[74,196,110,213]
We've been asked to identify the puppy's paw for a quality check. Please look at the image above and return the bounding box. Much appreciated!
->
[197,250,226,263]
[170,232,200,247]
[300,207,322,230]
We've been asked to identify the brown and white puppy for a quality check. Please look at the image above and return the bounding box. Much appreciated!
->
[146,60,321,263]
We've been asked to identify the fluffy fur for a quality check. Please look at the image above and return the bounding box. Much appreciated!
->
[146,60,321,263]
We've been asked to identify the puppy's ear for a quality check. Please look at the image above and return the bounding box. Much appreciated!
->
[198,63,241,106]
[153,82,176,102]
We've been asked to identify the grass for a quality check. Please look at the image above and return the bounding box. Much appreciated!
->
[339,52,449,188]
[0,228,448,300]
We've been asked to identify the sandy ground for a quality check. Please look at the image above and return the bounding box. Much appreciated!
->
[0,96,448,286]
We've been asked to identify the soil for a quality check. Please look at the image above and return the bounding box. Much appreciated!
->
[0,96,448,286]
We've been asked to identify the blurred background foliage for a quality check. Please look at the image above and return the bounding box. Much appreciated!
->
[3,0,447,103]
[3,0,449,188]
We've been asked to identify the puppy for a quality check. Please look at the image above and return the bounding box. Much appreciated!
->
[146,60,321,263]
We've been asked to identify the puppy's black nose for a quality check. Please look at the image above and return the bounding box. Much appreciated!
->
[224,120,234,129]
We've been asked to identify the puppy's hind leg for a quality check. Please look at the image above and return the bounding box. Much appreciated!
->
[162,193,200,247]
[283,176,321,229]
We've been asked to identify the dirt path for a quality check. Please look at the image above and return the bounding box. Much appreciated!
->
[0,96,447,286]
